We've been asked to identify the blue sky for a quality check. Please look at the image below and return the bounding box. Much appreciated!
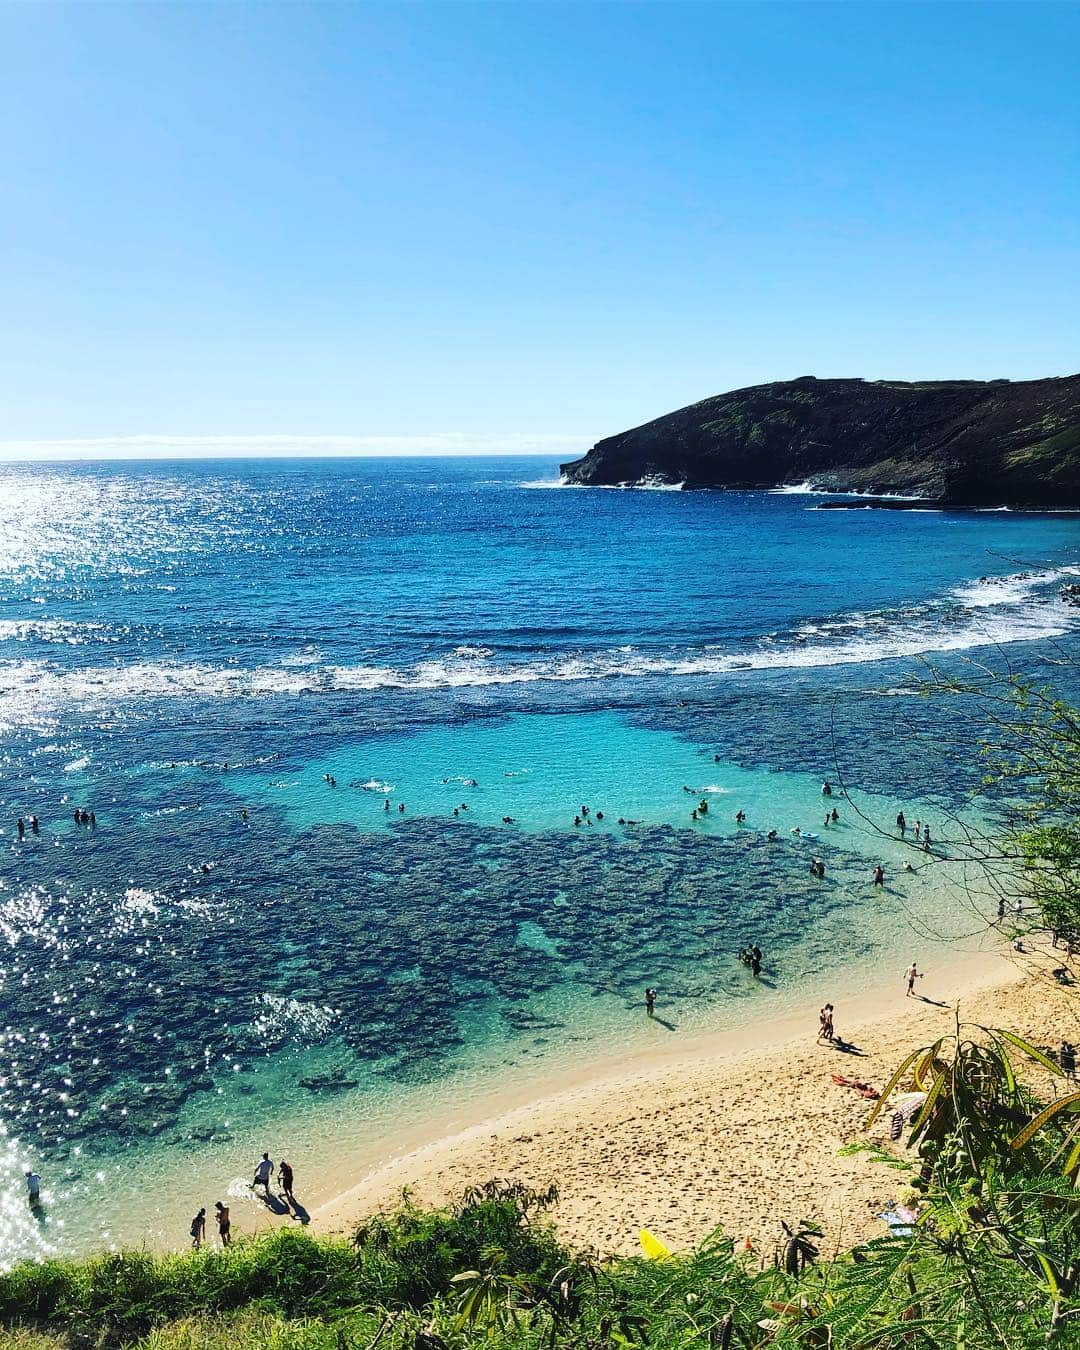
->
[0,0,1076,458]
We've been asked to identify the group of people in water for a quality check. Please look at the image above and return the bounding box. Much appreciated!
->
[189,1154,298,1249]
[895,811,933,850]
[14,809,95,840]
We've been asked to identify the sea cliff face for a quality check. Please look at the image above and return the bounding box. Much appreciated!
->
[561,375,1080,507]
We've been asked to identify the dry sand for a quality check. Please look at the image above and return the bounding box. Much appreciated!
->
[313,943,1080,1259]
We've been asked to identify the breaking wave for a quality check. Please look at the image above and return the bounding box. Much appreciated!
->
[0,566,1076,721]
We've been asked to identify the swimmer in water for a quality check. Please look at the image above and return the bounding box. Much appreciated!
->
[830,808,838,822]
[822,781,832,796]
[16,818,24,839]
[383,799,390,811]
[767,829,777,841]
[735,810,746,823]
[398,802,405,813]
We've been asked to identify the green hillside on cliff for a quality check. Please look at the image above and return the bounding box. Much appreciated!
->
[561,374,1080,506]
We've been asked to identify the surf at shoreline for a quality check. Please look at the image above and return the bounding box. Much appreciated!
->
[2,457,1079,1268]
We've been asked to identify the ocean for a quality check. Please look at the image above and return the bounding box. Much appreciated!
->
[1,454,1078,1264]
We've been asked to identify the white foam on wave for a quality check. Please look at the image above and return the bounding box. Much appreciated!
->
[770,481,818,495]
[951,565,1080,609]
[771,483,931,502]
[520,475,686,491]
[0,565,1076,721]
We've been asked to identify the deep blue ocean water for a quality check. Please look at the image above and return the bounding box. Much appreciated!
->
[1,455,1078,1261]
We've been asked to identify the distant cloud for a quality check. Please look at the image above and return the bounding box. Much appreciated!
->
[0,432,590,461]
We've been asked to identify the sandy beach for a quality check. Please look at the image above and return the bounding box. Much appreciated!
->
[312,942,1080,1259]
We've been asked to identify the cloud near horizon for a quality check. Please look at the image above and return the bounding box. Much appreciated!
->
[0,432,591,462]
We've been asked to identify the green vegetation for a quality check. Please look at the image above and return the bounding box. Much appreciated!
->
[4,1060,1080,1350]
[5,678,1080,1348]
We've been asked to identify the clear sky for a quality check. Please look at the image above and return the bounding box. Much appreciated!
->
[0,0,1077,458]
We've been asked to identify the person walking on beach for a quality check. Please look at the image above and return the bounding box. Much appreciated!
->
[645,987,656,1017]
[279,1159,294,1200]
[190,1207,206,1249]
[252,1153,274,1192]
[215,1201,231,1245]
[817,1004,834,1043]
[905,962,921,997]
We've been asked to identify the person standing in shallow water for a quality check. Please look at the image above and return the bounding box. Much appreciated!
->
[190,1207,206,1249]
[645,988,656,1016]
[252,1153,274,1192]
[279,1159,294,1200]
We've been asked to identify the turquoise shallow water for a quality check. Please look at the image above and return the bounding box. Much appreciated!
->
[0,457,1078,1263]
[231,708,949,848]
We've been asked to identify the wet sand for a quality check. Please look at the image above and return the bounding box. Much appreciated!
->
[310,941,1079,1258]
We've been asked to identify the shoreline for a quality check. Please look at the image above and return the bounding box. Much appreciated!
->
[310,940,1074,1257]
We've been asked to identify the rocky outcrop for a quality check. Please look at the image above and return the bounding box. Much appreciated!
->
[561,375,1080,507]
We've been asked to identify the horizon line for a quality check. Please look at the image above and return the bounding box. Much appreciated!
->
[0,432,590,462]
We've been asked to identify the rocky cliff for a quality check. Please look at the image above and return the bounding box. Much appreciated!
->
[561,375,1080,507]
